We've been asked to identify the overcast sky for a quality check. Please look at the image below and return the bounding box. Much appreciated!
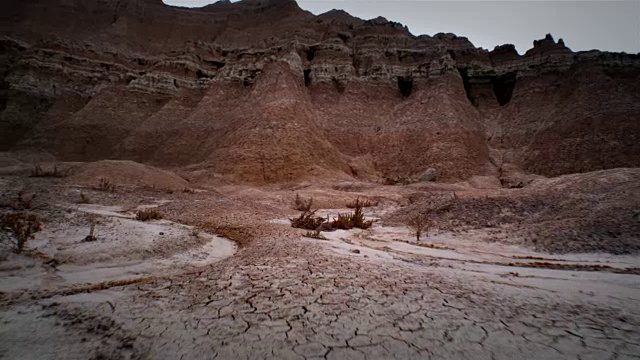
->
[162,1,640,54]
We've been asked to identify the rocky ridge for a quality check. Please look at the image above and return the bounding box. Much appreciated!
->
[1,0,638,183]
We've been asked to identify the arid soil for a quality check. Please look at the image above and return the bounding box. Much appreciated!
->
[1,161,639,360]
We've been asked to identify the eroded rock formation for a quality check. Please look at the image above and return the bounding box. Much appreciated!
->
[1,0,638,183]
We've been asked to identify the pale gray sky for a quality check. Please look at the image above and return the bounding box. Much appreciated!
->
[162,0,640,54]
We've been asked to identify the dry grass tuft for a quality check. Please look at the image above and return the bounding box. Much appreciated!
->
[290,210,326,230]
[346,197,378,208]
[135,208,162,222]
[94,177,116,192]
[0,212,42,253]
[78,192,91,204]
[294,193,313,211]
[291,202,373,232]
[11,190,36,210]
[30,164,70,178]
[304,229,327,240]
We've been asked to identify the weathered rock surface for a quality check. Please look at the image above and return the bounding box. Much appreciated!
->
[0,0,638,183]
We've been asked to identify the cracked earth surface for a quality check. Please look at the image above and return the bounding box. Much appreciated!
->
[1,181,639,360]
[3,234,640,360]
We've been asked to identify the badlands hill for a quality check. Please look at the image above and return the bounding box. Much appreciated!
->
[0,0,638,183]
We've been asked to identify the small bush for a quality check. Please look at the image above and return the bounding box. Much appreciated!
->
[304,229,327,240]
[329,204,372,230]
[30,164,69,178]
[294,193,313,211]
[0,212,42,253]
[291,203,373,232]
[94,177,116,192]
[290,210,326,230]
[78,192,91,204]
[135,208,162,222]
[12,190,36,210]
[408,213,432,241]
[346,197,378,208]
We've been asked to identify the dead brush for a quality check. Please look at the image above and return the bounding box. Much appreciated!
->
[290,210,326,230]
[331,204,373,230]
[135,208,162,222]
[304,229,327,240]
[407,213,433,241]
[78,192,91,204]
[94,177,116,192]
[30,164,69,178]
[346,197,378,208]
[0,212,42,253]
[12,189,36,210]
[293,193,313,211]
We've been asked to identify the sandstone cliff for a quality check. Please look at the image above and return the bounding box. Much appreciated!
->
[1,0,638,183]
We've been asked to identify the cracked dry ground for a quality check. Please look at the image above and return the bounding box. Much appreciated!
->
[3,234,640,360]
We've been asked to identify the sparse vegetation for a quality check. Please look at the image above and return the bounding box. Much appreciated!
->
[290,209,326,230]
[78,192,91,204]
[0,212,42,253]
[291,201,373,232]
[136,208,162,222]
[294,193,313,211]
[94,177,116,192]
[304,229,327,240]
[407,213,432,241]
[30,164,69,178]
[346,197,378,208]
[12,189,36,210]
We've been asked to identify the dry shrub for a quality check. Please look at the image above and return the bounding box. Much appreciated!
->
[135,208,162,222]
[290,210,326,230]
[0,212,42,253]
[346,197,378,208]
[304,229,327,240]
[294,193,313,211]
[78,192,91,204]
[329,204,373,230]
[30,164,69,178]
[12,190,36,210]
[94,177,116,192]
[408,213,433,241]
[290,203,373,232]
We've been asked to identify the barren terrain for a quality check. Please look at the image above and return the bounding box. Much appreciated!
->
[1,0,639,358]
[1,160,639,360]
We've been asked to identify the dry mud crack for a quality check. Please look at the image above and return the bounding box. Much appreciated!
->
[2,231,639,360]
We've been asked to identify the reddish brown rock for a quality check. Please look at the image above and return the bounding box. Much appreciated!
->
[0,0,638,183]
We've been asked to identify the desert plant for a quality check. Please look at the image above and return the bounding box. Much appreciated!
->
[12,189,36,210]
[94,177,116,192]
[346,197,378,208]
[290,210,326,230]
[135,208,162,222]
[0,212,42,253]
[294,193,313,211]
[304,229,327,240]
[408,213,432,241]
[78,192,91,204]
[30,164,69,178]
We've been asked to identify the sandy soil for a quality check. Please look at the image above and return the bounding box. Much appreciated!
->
[1,164,639,360]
